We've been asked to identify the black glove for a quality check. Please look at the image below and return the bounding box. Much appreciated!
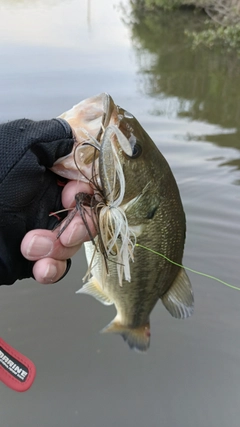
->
[0,118,74,285]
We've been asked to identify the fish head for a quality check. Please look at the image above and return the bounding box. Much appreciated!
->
[52,93,167,225]
[118,106,161,197]
[99,104,165,225]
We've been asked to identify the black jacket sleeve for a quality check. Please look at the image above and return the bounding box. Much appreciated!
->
[0,118,74,285]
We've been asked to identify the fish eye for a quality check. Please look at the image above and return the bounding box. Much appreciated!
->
[131,143,142,158]
[125,141,142,159]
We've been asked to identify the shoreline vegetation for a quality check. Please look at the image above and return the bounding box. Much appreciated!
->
[132,1,240,52]
[121,0,240,170]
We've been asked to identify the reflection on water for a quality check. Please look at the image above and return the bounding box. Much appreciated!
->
[125,6,240,169]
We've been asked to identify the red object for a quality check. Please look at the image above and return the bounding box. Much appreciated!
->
[49,212,61,221]
[0,337,36,392]
[57,179,66,187]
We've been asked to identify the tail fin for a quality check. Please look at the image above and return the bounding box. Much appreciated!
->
[101,319,150,352]
[161,268,194,319]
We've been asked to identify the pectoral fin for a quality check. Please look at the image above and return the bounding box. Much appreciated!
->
[161,268,194,319]
[76,277,113,306]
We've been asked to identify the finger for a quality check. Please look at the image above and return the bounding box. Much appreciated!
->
[59,206,96,247]
[61,180,94,208]
[21,207,96,261]
[32,258,68,284]
[21,227,81,261]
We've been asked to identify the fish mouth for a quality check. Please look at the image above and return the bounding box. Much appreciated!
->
[51,93,133,181]
[51,93,118,180]
[70,93,132,157]
[58,92,118,148]
[59,93,115,136]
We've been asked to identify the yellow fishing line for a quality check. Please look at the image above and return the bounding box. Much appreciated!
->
[136,243,240,291]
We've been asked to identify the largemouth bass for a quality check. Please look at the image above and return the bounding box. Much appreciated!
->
[52,93,194,352]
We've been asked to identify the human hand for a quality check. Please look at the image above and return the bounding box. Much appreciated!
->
[21,181,96,284]
[0,118,89,285]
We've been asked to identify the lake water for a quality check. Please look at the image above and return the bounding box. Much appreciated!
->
[1,1,240,426]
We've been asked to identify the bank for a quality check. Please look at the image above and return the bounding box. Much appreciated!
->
[131,0,240,52]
